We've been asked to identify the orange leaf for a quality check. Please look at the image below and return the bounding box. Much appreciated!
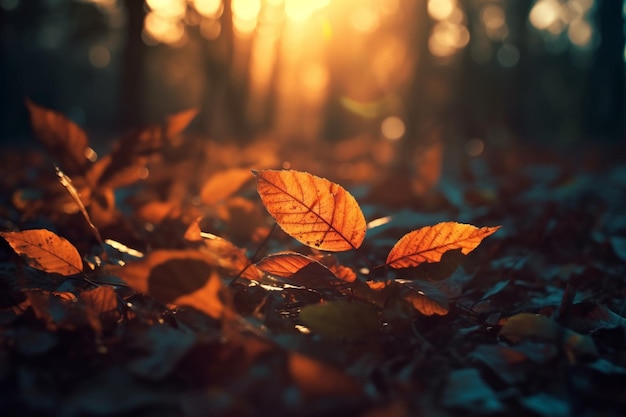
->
[79,286,118,314]
[386,222,500,268]
[172,269,225,320]
[0,229,83,276]
[254,169,366,251]
[164,108,199,137]
[200,168,252,205]
[255,252,316,277]
[197,233,262,280]
[404,291,449,316]
[25,99,90,175]
[288,352,361,400]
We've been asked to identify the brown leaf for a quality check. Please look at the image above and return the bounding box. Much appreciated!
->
[80,286,118,314]
[0,229,83,276]
[172,269,225,319]
[197,234,262,281]
[386,222,500,268]
[254,169,366,251]
[200,168,252,205]
[25,99,90,175]
[404,291,449,316]
[96,108,198,189]
[79,286,120,335]
[116,249,211,298]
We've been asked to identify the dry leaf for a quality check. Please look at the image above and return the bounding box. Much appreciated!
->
[254,169,366,251]
[404,291,448,316]
[25,99,91,175]
[255,252,317,277]
[288,352,362,400]
[200,168,253,205]
[386,222,500,268]
[0,229,83,276]
[172,269,225,319]
[79,286,120,335]
[197,234,262,280]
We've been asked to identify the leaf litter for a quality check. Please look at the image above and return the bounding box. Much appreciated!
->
[0,103,625,416]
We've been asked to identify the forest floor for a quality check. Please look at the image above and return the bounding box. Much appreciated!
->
[1,111,626,417]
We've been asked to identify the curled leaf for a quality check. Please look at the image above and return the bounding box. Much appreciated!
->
[386,222,500,268]
[254,169,366,251]
[0,229,83,276]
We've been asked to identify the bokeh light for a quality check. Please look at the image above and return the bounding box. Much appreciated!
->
[89,45,111,68]
[284,0,330,22]
[381,116,405,141]
[192,0,222,18]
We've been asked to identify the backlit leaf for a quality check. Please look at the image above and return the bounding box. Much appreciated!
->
[0,229,83,276]
[404,288,449,316]
[385,222,500,268]
[254,169,366,251]
[256,252,317,277]
[25,99,91,175]
[200,168,253,205]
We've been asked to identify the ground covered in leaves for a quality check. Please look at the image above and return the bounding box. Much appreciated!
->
[1,108,626,416]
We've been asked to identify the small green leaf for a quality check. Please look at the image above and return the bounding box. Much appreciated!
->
[299,301,379,339]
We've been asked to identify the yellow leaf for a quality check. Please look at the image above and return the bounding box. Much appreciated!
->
[386,222,500,268]
[254,169,366,251]
[0,229,83,276]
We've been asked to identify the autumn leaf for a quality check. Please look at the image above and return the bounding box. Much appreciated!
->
[79,286,120,335]
[0,229,83,276]
[255,252,318,277]
[115,249,226,319]
[254,169,366,251]
[172,269,226,320]
[200,168,253,205]
[25,99,91,175]
[365,280,449,316]
[299,300,379,339]
[195,233,262,280]
[95,108,198,189]
[499,313,598,359]
[288,352,362,400]
[385,222,500,268]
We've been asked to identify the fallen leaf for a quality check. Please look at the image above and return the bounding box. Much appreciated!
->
[385,222,500,268]
[254,169,366,251]
[0,229,83,276]
[173,269,226,319]
[288,352,361,400]
[197,234,261,280]
[255,252,318,277]
[200,168,253,205]
[96,108,197,189]
[25,99,91,175]
[442,368,505,413]
[499,313,598,359]
[299,300,379,339]
[116,249,218,304]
